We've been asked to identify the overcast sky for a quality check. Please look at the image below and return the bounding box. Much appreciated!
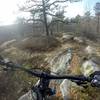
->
[0,0,99,25]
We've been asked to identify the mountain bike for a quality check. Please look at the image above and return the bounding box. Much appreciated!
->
[0,56,100,100]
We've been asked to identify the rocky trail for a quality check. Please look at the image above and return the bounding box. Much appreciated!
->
[0,37,100,100]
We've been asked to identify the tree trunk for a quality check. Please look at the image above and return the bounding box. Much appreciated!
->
[57,22,59,33]
[97,15,100,33]
[42,0,49,36]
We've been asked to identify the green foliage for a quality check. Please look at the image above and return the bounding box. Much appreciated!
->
[84,11,91,17]
[55,10,65,20]
[70,15,81,23]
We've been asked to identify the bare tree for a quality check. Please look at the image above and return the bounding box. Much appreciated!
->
[19,0,81,36]
[49,9,65,34]
[84,11,91,33]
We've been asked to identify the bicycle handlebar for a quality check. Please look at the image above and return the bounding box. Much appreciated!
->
[0,57,90,81]
[0,55,100,100]
[0,56,100,87]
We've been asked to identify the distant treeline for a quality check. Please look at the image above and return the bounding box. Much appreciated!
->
[0,14,100,41]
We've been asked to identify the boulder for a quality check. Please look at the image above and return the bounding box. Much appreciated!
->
[73,37,84,43]
[84,45,96,55]
[0,39,16,50]
[81,58,100,76]
[18,90,37,100]
[62,35,73,42]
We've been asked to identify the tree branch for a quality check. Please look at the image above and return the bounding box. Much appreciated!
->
[48,19,67,28]
[47,0,68,7]
[27,18,44,23]
[46,12,64,19]
[45,0,50,4]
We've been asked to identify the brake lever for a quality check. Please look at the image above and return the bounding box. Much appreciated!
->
[71,80,87,85]
[69,75,89,88]
[71,80,88,88]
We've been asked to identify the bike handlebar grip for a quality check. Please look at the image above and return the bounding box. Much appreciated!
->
[91,74,100,87]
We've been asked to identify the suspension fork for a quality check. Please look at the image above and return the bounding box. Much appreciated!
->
[32,78,50,100]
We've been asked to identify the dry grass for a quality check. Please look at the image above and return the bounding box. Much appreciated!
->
[0,46,50,100]
[0,37,100,100]
[69,48,100,100]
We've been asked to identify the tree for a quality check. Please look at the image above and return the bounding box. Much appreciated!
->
[50,10,65,33]
[15,17,27,24]
[94,2,100,33]
[19,0,81,36]
[84,11,90,17]
[70,15,81,34]
[70,15,81,23]
[64,18,70,24]
[84,11,91,33]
